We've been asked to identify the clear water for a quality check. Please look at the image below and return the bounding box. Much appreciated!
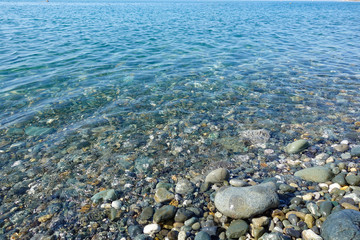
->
[0,1,360,168]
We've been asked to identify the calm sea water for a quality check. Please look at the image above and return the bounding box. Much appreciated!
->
[0,1,360,159]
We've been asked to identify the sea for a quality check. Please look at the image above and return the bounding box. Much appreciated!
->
[0,0,360,238]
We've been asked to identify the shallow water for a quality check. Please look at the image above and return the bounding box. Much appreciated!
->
[1,0,360,169]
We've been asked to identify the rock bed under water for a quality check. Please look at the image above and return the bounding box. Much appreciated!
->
[1,119,360,240]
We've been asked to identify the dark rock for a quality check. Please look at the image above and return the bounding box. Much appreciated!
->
[153,205,176,223]
[321,210,360,240]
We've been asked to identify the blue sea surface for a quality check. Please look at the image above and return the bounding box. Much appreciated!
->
[1,1,359,135]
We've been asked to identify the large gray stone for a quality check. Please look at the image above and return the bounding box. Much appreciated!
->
[214,182,279,219]
[294,166,333,183]
[321,209,360,240]
[285,139,310,154]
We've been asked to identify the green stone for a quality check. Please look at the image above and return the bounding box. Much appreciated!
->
[294,166,333,183]
[153,205,176,223]
[345,174,360,186]
[226,220,249,239]
[285,139,310,154]
[91,189,117,203]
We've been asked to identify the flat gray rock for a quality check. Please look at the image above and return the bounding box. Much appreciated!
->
[294,166,333,183]
[214,182,279,219]
[321,209,360,240]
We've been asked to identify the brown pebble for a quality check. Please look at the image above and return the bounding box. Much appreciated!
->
[272,209,285,221]
[173,222,184,229]
[285,211,305,220]
[304,214,314,229]
[341,202,359,211]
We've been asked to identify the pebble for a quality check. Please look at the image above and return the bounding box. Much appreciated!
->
[333,144,349,152]
[304,214,315,228]
[140,207,154,222]
[175,179,194,195]
[178,231,187,240]
[285,139,310,154]
[294,166,333,183]
[302,229,323,240]
[143,224,161,235]
[321,210,360,240]
[153,205,176,223]
[226,220,249,239]
[328,183,341,193]
[91,189,117,203]
[194,231,211,240]
[111,200,122,210]
[205,168,229,183]
[154,188,175,203]
[229,178,248,187]
[252,216,270,228]
[345,174,360,186]
[319,201,333,218]
[350,146,360,157]
[307,202,321,217]
[215,182,279,219]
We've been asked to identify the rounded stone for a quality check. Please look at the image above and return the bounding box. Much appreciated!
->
[205,168,229,183]
[226,220,249,239]
[321,210,360,240]
[111,200,122,210]
[154,188,175,203]
[143,224,161,235]
[294,166,333,183]
[345,174,360,186]
[195,231,211,240]
[214,182,279,219]
[285,139,310,154]
[175,179,194,195]
[153,205,176,223]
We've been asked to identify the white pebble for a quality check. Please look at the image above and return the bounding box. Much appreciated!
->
[341,140,349,145]
[178,230,187,240]
[329,183,341,193]
[100,203,112,209]
[318,183,329,189]
[111,200,122,210]
[11,160,22,167]
[143,224,161,235]
[302,229,323,240]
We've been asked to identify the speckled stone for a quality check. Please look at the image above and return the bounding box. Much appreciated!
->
[175,179,194,195]
[321,210,360,240]
[215,182,279,219]
[154,188,175,203]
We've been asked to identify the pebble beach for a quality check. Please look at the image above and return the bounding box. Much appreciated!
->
[1,1,360,240]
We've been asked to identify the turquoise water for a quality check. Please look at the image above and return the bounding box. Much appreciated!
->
[1,0,360,168]
[1,1,360,238]
[1,1,360,162]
